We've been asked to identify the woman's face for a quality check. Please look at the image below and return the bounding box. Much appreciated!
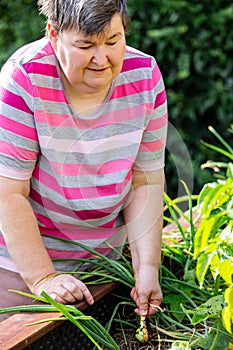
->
[48,13,126,95]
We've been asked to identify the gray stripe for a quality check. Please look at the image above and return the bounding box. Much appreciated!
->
[0,127,39,151]
[0,102,34,127]
[38,118,145,140]
[0,244,12,259]
[0,154,36,171]
[142,125,167,142]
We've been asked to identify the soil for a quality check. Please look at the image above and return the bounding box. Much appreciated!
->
[109,288,172,350]
[112,324,172,350]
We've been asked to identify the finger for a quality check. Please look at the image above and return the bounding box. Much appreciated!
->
[138,294,148,316]
[49,284,78,304]
[130,288,144,315]
[49,292,67,304]
[130,287,136,300]
[63,282,83,302]
[77,282,94,305]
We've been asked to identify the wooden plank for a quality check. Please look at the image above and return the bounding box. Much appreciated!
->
[0,267,117,349]
[0,312,62,350]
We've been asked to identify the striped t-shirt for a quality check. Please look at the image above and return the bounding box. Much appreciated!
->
[0,37,167,272]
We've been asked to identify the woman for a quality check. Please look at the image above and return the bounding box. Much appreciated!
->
[0,0,167,318]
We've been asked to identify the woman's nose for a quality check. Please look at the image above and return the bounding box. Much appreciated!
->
[92,46,108,66]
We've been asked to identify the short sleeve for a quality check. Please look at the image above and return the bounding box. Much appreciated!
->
[0,60,39,180]
[133,59,168,172]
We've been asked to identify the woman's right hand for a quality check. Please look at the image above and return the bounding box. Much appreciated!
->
[32,273,95,305]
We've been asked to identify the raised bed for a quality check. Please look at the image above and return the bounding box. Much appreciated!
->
[0,268,117,349]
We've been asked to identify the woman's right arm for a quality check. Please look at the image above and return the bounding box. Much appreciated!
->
[0,175,94,305]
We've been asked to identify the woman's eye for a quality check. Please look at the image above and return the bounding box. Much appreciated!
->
[79,46,92,50]
[106,42,117,46]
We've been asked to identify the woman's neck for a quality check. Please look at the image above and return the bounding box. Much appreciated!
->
[61,70,112,115]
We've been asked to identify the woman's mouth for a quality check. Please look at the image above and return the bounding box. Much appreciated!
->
[87,67,109,73]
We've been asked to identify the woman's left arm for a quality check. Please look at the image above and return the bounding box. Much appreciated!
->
[123,168,164,316]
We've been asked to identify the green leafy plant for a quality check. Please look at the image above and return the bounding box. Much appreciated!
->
[159,126,233,348]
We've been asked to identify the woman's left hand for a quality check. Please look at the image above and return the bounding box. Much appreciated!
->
[130,265,163,316]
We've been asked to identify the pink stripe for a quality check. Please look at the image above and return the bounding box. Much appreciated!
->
[36,214,61,229]
[35,110,71,127]
[50,157,134,177]
[121,57,152,73]
[113,68,161,99]
[37,212,119,231]
[33,167,65,197]
[37,213,119,231]
[24,62,59,78]
[155,90,167,108]
[100,104,147,123]
[47,249,93,260]
[0,235,6,247]
[33,167,131,199]
[146,114,168,131]
[98,218,118,228]
[0,88,32,114]
[35,104,146,128]
[47,247,113,260]
[0,115,38,141]
[139,136,167,153]
[112,80,151,99]
[12,69,33,95]
[33,41,54,61]
[34,86,67,102]
[31,189,116,221]
[40,226,121,241]
[152,63,162,87]
[0,139,38,160]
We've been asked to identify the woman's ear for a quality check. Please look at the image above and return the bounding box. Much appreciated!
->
[47,21,58,45]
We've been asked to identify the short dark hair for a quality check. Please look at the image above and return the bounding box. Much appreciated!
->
[37,0,130,35]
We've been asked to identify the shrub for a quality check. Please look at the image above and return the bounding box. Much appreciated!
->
[127,0,233,195]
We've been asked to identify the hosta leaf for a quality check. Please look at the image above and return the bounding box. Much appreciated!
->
[225,287,233,309]
[222,306,232,334]
[219,259,233,284]
[194,211,226,258]
[198,178,233,218]
[191,295,225,324]
[222,287,233,334]
[196,250,216,285]
[209,253,221,280]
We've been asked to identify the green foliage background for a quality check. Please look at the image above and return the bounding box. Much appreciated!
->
[0,0,232,197]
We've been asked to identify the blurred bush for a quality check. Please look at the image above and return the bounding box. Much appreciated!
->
[127,0,233,196]
[0,0,44,67]
[0,0,232,197]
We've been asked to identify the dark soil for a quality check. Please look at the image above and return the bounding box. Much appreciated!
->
[110,291,172,350]
[112,323,172,350]
[25,287,172,350]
